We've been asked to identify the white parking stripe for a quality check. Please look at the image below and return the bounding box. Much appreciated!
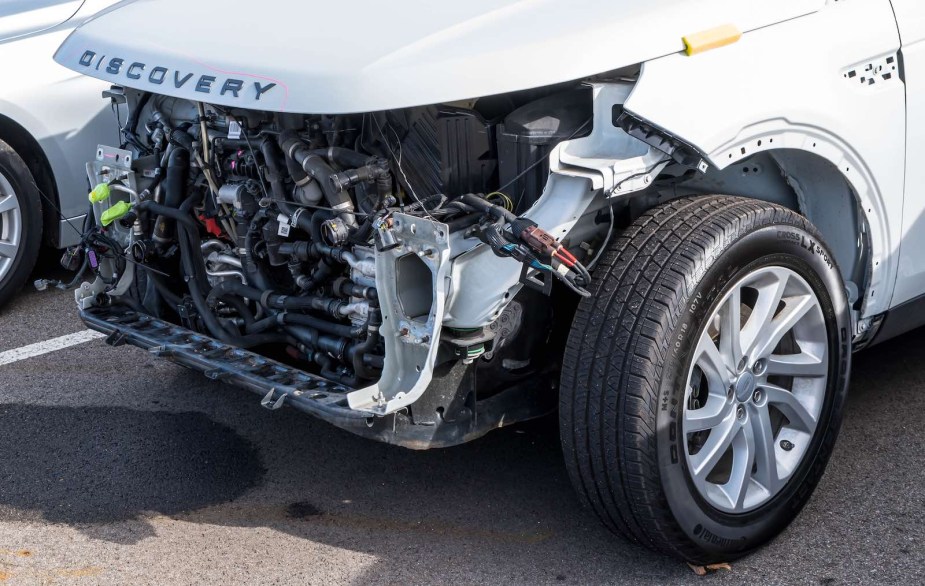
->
[0,330,106,367]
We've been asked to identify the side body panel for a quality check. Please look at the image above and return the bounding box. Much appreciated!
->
[0,2,119,246]
[885,0,925,306]
[626,0,904,319]
[0,1,83,42]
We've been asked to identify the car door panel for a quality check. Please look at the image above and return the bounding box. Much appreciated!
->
[888,0,925,306]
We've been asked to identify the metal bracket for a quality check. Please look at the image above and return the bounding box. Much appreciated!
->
[347,213,452,415]
[261,388,287,410]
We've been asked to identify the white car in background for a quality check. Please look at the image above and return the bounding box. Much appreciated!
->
[0,0,119,307]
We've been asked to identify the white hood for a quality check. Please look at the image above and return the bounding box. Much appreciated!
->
[55,0,823,114]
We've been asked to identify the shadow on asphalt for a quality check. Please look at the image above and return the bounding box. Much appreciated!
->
[0,405,265,544]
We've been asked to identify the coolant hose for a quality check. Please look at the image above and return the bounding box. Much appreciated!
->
[207,280,356,318]
[278,130,354,213]
[245,311,363,339]
[348,310,382,380]
[459,193,518,223]
[153,147,190,242]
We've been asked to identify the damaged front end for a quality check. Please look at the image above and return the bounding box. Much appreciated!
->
[69,80,673,448]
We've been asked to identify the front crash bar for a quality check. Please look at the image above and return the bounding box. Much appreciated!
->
[80,305,554,449]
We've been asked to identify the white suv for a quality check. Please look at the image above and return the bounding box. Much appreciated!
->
[51,0,925,564]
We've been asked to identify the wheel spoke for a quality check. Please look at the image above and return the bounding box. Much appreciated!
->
[767,352,827,378]
[0,194,17,215]
[750,294,817,360]
[725,425,755,510]
[695,333,734,391]
[0,241,17,259]
[719,287,743,368]
[751,403,782,493]
[685,400,731,433]
[763,383,817,432]
[741,270,789,354]
[689,414,738,480]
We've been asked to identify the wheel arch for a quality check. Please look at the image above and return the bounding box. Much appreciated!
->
[0,113,61,247]
[675,143,874,314]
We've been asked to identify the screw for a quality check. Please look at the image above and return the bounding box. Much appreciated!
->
[752,389,762,403]
[736,405,745,420]
[780,440,794,451]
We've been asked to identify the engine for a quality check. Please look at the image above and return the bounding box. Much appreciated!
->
[72,86,594,392]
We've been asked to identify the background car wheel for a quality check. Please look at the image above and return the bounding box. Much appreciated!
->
[560,195,851,563]
[0,139,43,309]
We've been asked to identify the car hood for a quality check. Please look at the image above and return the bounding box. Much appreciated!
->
[55,0,824,114]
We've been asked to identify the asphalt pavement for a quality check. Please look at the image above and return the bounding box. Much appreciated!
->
[0,254,921,585]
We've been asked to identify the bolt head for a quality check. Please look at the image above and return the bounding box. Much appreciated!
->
[737,356,749,373]
[752,359,767,375]
[752,389,762,403]
[736,405,746,420]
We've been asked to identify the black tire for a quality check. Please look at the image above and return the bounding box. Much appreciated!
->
[0,139,43,309]
[560,195,851,563]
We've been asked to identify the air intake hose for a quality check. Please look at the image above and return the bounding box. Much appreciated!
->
[279,130,354,215]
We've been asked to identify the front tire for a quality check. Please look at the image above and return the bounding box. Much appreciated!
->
[560,196,850,563]
[0,139,42,309]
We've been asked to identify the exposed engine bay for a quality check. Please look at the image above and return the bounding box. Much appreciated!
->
[68,83,669,447]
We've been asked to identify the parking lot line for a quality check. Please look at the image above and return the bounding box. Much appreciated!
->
[0,330,105,367]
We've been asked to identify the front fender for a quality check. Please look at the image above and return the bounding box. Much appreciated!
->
[624,0,903,318]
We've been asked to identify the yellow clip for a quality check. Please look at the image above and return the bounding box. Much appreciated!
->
[89,183,111,204]
[100,200,132,226]
[683,24,742,56]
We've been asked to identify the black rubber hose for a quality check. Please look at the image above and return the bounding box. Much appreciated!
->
[445,212,484,232]
[177,225,230,340]
[256,138,314,239]
[288,313,363,338]
[207,280,352,316]
[221,294,256,326]
[286,155,310,186]
[320,146,371,169]
[278,130,352,211]
[153,147,190,241]
[145,269,182,308]
[459,193,517,223]
[259,140,288,202]
[243,212,273,291]
[152,155,276,347]
[137,200,198,229]
[245,312,362,339]
[348,310,382,380]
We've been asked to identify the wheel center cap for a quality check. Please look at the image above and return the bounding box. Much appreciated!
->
[735,371,757,402]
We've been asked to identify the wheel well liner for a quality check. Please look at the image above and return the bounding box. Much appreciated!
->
[659,148,868,308]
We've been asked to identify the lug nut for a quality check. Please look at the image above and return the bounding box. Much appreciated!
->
[736,405,745,420]
[738,356,749,373]
[752,389,762,403]
[753,359,767,375]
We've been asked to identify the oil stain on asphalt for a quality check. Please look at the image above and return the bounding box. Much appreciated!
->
[0,404,264,540]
